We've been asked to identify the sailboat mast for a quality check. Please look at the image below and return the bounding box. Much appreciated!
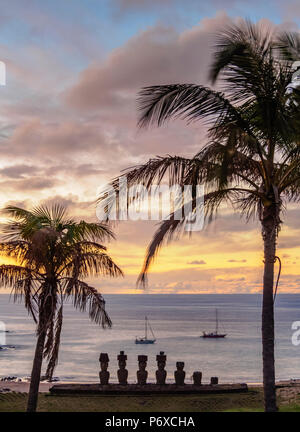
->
[149,321,156,339]
[216,309,218,334]
[145,316,148,339]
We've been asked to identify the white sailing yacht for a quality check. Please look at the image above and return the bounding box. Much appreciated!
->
[135,316,156,344]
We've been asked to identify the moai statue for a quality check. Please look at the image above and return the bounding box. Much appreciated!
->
[137,355,148,385]
[117,351,128,385]
[156,351,167,385]
[99,353,110,385]
[174,362,185,386]
[210,376,218,385]
[192,371,202,386]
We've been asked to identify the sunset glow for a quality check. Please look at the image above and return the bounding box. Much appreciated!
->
[0,1,300,294]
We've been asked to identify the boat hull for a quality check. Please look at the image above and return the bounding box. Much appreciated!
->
[201,334,226,339]
[135,339,156,344]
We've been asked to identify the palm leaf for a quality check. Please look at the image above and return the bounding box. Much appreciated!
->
[138,84,243,128]
[63,280,112,327]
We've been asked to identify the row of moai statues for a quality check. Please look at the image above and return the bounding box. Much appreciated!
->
[99,351,219,386]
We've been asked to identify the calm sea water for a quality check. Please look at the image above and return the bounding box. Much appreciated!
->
[0,294,300,384]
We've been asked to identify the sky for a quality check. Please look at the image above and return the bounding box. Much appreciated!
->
[0,0,300,294]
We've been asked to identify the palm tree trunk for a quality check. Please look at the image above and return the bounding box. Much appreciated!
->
[261,207,278,412]
[26,329,46,412]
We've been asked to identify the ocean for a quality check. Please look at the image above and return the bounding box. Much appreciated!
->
[0,294,300,384]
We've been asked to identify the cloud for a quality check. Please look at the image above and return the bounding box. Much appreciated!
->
[114,0,173,11]
[227,259,247,263]
[4,119,108,157]
[3,194,96,221]
[59,13,237,171]
[0,164,38,179]
[277,0,300,20]
[0,177,59,192]
[187,260,206,265]
[112,0,243,15]
[64,14,232,112]
[216,277,246,282]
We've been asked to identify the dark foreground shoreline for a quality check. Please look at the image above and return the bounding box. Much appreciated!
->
[0,380,299,412]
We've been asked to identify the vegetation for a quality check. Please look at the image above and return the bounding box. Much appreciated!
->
[0,204,123,412]
[0,387,299,412]
[100,21,300,411]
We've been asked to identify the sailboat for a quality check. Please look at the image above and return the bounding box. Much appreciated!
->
[201,309,227,338]
[135,316,156,344]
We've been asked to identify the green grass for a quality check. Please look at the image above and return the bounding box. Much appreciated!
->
[0,389,262,412]
[0,388,298,412]
[278,404,300,412]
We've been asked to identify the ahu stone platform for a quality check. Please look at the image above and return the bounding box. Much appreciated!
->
[49,383,248,395]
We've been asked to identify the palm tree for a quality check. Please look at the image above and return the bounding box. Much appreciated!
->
[99,21,300,411]
[0,204,123,412]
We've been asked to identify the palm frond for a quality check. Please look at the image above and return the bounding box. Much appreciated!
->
[3,206,32,220]
[99,145,264,228]
[63,280,112,327]
[97,155,191,221]
[191,141,263,188]
[276,31,300,62]
[31,204,68,224]
[0,264,35,287]
[137,84,242,128]
[0,265,38,321]
[210,20,276,104]
[210,20,273,80]
[0,240,30,263]
[67,251,123,278]
[2,204,73,240]
[66,221,115,242]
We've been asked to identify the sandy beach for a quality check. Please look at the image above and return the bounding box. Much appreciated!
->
[0,382,52,393]
[0,381,107,393]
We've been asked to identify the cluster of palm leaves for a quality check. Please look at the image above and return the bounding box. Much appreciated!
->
[0,204,122,411]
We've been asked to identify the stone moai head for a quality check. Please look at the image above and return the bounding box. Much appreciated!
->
[210,376,218,385]
[117,351,127,369]
[138,355,148,371]
[174,361,185,386]
[99,353,110,385]
[137,354,148,385]
[192,371,202,386]
[156,351,167,385]
[156,351,166,370]
[176,362,184,371]
[117,350,128,385]
[99,353,109,370]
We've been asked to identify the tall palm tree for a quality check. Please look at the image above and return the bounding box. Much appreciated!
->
[0,204,123,412]
[100,21,300,411]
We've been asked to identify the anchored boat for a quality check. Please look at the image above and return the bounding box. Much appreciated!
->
[135,316,156,344]
[201,309,227,339]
